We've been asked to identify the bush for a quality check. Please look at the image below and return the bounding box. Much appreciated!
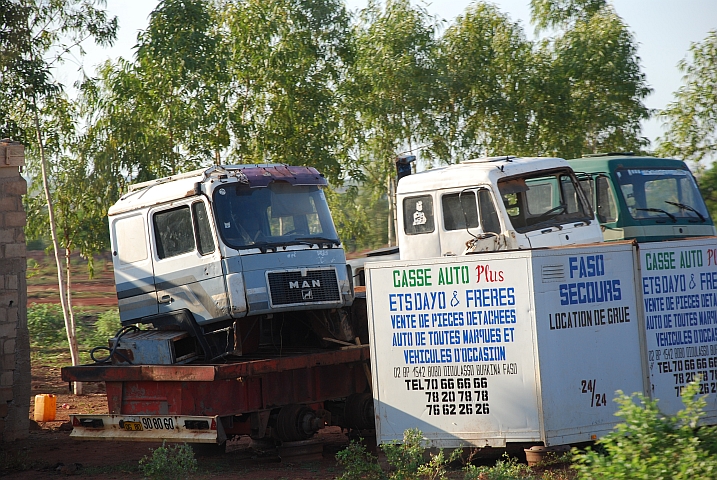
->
[573,381,717,479]
[27,304,68,347]
[139,442,197,479]
[336,428,460,480]
[82,309,122,347]
[335,440,383,480]
[464,454,537,480]
[28,304,123,364]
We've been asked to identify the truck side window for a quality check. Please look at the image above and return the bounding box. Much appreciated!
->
[478,189,501,234]
[560,175,579,213]
[115,215,148,264]
[192,202,215,255]
[442,192,478,231]
[579,178,594,210]
[595,175,618,223]
[403,195,434,235]
[153,206,195,259]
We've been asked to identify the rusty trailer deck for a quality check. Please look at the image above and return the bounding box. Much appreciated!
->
[61,346,371,442]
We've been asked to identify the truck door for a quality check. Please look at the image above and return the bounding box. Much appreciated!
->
[111,210,158,323]
[439,189,504,255]
[149,198,231,326]
[399,194,442,260]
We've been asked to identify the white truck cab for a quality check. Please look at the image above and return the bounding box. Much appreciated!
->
[396,156,603,260]
[107,164,355,361]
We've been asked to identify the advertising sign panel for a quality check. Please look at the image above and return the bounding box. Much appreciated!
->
[366,243,645,447]
[640,238,717,418]
[531,243,646,444]
[366,252,540,447]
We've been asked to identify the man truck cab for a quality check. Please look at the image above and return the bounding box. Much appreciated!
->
[108,165,355,362]
[396,156,603,260]
[569,154,716,242]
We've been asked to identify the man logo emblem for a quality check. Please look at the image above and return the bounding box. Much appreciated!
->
[290,280,320,289]
[302,289,313,300]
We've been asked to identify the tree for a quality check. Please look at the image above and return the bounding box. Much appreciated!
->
[223,0,354,184]
[696,163,717,221]
[435,2,535,161]
[3,0,117,392]
[24,95,111,351]
[81,0,228,183]
[134,0,230,170]
[349,0,440,245]
[530,0,651,158]
[657,31,717,163]
[0,1,32,140]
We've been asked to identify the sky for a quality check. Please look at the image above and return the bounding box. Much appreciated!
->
[58,0,717,150]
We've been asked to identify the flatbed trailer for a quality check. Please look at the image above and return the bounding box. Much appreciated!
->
[61,345,372,444]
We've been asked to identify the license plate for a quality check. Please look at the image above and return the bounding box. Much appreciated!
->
[122,421,143,431]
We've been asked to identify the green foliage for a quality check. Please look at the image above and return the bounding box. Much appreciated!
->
[11,0,660,260]
[82,309,122,348]
[531,1,650,158]
[27,304,121,362]
[436,3,534,161]
[696,163,717,222]
[139,441,197,480]
[530,0,606,31]
[657,30,717,163]
[327,184,389,252]
[224,0,354,184]
[27,304,69,347]
[336,428,461,480]
[382,428,427,479]
[335,440,383,480]
[464,454,536,480]
[573,382,717,479]
[350,0,439,169]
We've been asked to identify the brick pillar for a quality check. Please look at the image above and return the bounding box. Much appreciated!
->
[0,139,30,442]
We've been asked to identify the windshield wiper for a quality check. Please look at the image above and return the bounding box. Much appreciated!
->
[295,237,341,247]
[636,208,677,223]
[234,237,340,252]
[665,201,706,223]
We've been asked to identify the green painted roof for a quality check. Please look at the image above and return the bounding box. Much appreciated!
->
[567,155,690,173]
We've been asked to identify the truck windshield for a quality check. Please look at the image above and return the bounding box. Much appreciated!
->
[498,170,592,233]
[615,168,709,223]
[213,183,339,249]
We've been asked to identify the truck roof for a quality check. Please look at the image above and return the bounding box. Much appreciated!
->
[568,155,690,173]
[396,156,571,194]
[109,164,327,216]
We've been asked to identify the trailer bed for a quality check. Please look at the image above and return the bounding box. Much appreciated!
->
[61,346,371,443]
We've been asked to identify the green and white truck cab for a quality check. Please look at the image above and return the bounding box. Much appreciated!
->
[569,154,716,242]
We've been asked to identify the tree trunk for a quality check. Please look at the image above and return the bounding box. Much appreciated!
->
[33,105,83,394]
[65,247,82,394]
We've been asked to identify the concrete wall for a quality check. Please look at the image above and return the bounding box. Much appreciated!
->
[0,140,30,442]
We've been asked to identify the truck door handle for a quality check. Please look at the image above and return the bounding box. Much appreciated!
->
[159,294,172,304]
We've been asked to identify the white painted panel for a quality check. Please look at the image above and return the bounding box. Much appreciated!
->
[366,242,650,449]
[531,243,645,445]
[115,214,148,264]
[366,252,541,448]
[640,237,717,420]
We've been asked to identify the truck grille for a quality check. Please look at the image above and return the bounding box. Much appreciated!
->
[267,269,340,306]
